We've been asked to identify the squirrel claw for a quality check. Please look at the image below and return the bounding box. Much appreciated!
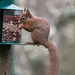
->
[37,44,40,47]
[25,42,40,46]
[25,42,30,44]
[25,42,34,45]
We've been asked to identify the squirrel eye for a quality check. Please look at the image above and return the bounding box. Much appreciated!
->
[22,17,26,20]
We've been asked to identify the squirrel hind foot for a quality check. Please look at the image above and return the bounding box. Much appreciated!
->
[25,42,40,46]
[25,42,34,44]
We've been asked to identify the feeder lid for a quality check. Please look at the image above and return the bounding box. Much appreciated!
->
[1,4,23,10]
[0,0,23,10]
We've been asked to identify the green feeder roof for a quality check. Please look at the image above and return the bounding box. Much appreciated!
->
[0,0,23,10]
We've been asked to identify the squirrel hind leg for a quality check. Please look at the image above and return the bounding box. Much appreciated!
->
[25,42,40,46]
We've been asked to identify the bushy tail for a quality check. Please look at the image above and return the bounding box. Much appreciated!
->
[43,41,60,75]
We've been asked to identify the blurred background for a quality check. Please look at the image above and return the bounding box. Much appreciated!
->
[14,0,75,75]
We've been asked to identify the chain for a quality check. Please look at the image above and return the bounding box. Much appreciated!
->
[3,50,9,75]
[2,46,13,75]
[4,55,9,75]
[12,45,16,75]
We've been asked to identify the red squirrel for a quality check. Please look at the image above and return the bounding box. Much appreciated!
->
[18,8,60,75]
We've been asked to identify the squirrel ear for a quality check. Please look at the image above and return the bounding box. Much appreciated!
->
[24,6,28,12]
[27,9,32,18]
[27,9,30,13]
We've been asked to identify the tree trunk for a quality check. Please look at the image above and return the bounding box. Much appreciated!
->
[0,45,13,75]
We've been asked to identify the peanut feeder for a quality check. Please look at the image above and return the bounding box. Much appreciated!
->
[0,0,23,44]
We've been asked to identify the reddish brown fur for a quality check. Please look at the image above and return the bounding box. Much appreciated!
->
[18,9,60,75]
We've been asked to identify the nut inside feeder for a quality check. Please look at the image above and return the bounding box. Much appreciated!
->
[2,10,22,43]
[0,0,23,44]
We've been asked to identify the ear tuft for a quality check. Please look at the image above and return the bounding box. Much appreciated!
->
[24,5,28,12]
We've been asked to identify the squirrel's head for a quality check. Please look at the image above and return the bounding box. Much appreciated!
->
[19,7,32,24]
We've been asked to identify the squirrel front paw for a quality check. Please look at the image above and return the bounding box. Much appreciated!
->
[18,24,23,29]
[25,42,40,46]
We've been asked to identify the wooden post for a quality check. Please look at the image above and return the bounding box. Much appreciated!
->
[0,44,13,75]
